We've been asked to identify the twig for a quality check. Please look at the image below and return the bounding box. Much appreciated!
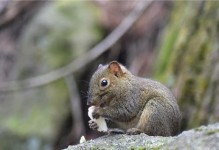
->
[64,75,85,140]
[0,0,152,92]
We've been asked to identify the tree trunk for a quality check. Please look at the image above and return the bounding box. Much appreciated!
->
[155,1,219,130]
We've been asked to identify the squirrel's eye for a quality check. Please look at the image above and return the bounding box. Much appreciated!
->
[99,78,110,90]
[101,80,108,87]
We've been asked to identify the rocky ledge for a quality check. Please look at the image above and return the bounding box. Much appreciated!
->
[65,123,219,150]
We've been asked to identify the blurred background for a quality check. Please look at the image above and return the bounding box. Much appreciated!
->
[0,0,218,149]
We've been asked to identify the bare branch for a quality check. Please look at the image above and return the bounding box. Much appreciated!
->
[64,75,85,140]
[0,0,152,92]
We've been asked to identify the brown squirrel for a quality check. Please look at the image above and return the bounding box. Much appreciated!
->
[87,61,181,136]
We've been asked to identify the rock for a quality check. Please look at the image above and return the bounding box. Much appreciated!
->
[65,123,219,150]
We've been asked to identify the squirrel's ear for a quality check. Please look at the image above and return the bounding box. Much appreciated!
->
[108,61,123,77]
[98,64,103,69]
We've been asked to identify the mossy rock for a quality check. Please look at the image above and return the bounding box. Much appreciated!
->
[66,123,219,150]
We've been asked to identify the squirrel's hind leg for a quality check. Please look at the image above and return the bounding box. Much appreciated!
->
[126,128,143,135]
[136,98,171,136]
[106,120,125,134]
[107,128,125,134]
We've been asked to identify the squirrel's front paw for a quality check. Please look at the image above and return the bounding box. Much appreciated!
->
[88,120,99,130]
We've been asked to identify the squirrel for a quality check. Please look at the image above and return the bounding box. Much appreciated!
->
[87,61,181,136]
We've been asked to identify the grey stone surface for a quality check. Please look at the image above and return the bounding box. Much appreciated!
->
[65,123,219,150]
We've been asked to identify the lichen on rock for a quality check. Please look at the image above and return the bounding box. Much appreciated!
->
[65,123,219,150]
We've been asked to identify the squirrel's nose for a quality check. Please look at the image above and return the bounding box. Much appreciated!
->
[87,92,96,106]
[87,97,94,106]
[87,98,96,106]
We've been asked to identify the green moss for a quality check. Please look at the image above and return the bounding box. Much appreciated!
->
[130,147,146,150]
[151,146,162,150]
[206,129,219,135]
[130,146,162,150]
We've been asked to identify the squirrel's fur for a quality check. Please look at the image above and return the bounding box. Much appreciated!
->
[88,61,181,136]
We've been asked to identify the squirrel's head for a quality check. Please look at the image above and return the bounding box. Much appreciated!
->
[87,61,131,107]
